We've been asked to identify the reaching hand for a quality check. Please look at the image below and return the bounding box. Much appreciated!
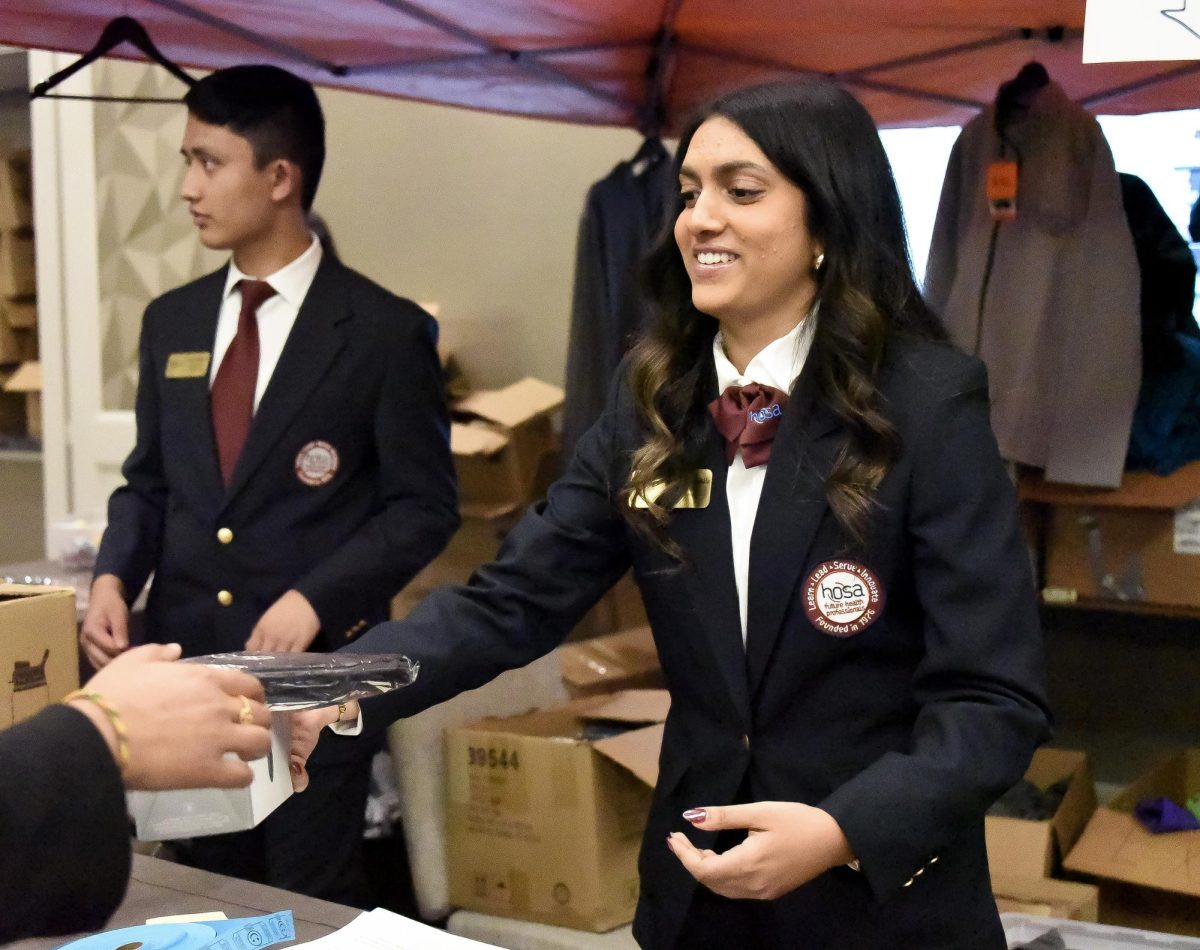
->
[70,642,272,790]
[287,703,354,792]
[666,801,855,900]
[245,589,321,653]
[80,573,131,670]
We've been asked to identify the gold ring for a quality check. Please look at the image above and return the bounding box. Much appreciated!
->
[237,695,254,725]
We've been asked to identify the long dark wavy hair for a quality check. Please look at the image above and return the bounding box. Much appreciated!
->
[623,78,945,556]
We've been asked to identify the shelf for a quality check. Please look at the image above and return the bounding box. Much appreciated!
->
[0,446,41,462]
[1042,596,1200,622]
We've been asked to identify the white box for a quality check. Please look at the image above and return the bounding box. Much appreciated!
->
[128,712,293,840]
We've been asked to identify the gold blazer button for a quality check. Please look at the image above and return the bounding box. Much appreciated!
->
[217,527,234,544]
[217,590,234,607]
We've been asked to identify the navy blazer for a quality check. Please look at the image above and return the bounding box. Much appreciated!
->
[350,335,1050,949]
[96,255,459,657]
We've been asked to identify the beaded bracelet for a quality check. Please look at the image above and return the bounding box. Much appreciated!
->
[64,689,131,774]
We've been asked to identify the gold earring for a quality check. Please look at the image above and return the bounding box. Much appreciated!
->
[814,253,825,270]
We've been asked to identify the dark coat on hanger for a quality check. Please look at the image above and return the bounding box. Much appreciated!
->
[349,335,1050,949]
[561,142,672,462]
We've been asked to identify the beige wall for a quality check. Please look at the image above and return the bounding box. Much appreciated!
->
[89,61,645,403]
[316,90,642,389]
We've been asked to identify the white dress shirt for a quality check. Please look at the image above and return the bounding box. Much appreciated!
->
[210,235,360,733]
[210,234,323,408]
[712,317,816,645]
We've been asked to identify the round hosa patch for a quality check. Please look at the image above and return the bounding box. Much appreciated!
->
[803,559,885,637]
[294,440,339,487]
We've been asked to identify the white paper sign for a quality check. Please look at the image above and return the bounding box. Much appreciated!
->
[290,908,502,949]
[1173,499,1200,554]
[1084,0,1200,62]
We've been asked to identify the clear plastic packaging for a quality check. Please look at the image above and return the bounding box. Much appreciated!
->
[184,651,419,710]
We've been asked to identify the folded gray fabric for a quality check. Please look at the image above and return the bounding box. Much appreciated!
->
[1014,929,1067,950]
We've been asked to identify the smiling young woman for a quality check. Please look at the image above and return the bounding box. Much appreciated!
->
[312,76,1050,950]
[626,81,948,552]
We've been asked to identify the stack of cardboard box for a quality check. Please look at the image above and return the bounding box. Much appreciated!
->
[390,369,567,621]
[0,584,79,728]
[1065,749,1200,937]
[390,355,651,641]
[985,745,1200,937]
[985,747,1101,922]
[445,689,667,931]
[0,148,39,440]
[391,352,665,933]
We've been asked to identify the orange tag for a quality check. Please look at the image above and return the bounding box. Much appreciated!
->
[986,161,1018,221]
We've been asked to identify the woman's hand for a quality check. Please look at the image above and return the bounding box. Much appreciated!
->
[72,642,272,790]
[666,801,855,900]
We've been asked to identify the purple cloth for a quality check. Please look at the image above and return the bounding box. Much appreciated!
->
[1134,796,1200,833]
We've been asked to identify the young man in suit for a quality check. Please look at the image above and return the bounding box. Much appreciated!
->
[82,64,458,904]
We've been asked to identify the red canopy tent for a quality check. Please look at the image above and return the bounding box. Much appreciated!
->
[0,1,1196,129]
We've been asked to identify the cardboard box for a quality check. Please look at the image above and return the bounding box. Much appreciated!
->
[1098,880,1200,938]
[992,874,1100,921]
[446,689,669,931]
[569,570,649,644]
[0,583,79,728]
[0,149,32,230]
[451,377,564,519]
[1021,463,1200,609]
[558,625,663,698]
[390,516,507,620]
[1065,749,1200,904]
[986,747,1097,880]
[128,712,293,840]
[437,343,471,403]
[0,319,35,365]
[1,296,35,329]
[3,360,41,438]
[0,371,25,433]
[0,229,34,299]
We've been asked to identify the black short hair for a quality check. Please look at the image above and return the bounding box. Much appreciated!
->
[184,65,325,211]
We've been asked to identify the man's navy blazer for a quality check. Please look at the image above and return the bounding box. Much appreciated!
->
[350,334,1051,949]
[96,255,459,658]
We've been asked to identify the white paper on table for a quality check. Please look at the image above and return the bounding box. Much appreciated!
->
[288,908,502,949]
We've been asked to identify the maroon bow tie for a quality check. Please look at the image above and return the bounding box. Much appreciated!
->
[707,383,789,468]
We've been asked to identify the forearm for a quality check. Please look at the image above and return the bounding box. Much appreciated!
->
[0,706,130,940]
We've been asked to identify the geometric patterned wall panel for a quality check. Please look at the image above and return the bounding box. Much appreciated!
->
[94,58,220,411]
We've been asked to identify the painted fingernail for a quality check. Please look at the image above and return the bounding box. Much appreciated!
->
[665,834,675,852]
[682,808,707,823]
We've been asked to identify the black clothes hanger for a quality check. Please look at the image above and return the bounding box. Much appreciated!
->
[630,136,667,175]
[31,16,195,104]
[994,60,1050,135]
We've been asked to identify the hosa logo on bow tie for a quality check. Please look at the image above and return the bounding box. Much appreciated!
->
[748,404,782,424]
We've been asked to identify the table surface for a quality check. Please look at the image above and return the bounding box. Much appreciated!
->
[8,853,363,949]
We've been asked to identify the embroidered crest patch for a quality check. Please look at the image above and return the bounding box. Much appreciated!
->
[802,559,885,637]
[294,440,339,487]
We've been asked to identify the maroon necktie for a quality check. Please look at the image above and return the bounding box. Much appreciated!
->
[211,279,276,485]
[707,383,789,468]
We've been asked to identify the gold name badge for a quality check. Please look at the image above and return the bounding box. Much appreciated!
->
[165,352,211,379]
[628,469,713,510]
